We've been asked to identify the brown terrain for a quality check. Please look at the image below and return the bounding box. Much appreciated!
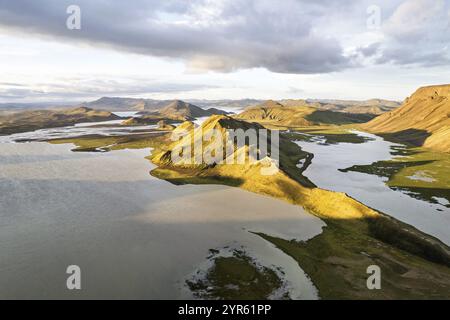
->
[235,100,376,127]
[363,85,450,152]
[0,107,119,135]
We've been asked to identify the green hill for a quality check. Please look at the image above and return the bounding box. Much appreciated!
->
[235,100,374,128]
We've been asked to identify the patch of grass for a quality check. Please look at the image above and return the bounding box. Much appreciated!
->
[49,132,169,152]
[258,217,450,300]
[340,145,450,205]
[186,249,284,300]
[367,217,450,266]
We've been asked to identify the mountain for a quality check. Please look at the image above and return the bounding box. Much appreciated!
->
[362,85,450,152]
[83,97,170,111]
[235,100,375,127]
[131,100,229,123]
[280,99,400,115]
[187,99,264,111]
[121,115,180,126]
[0,107,119,135]
[85,97,242,113]
[151,114,318,190]
[0,102,79,113]
[157,100,215,120]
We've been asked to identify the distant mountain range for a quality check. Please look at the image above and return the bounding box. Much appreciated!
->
[83,97,400,115]
[0,97,401,116]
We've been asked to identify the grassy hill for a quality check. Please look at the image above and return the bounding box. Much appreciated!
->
[362,85,450,152]
[235,100,375,128]
[46,113,450,298]
[122,100,229,125]
[147,114,450,299]
[157,100,216,120]
[303,98,400,115]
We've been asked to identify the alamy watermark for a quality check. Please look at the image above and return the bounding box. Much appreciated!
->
[366,265,381,290]
[66,5,81,30]
[367,5,382,30]
[66,265,81,290]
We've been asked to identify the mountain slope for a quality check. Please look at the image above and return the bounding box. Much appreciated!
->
[148,115,450,299]
[362,85,450,152]
[235,100,374,127]
[84,97,170,111]
[158,100,214,120]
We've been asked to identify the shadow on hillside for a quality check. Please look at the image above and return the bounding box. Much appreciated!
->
[305,110,376,125]
[379,129,431,147]
[339,159,436,176]
[151,169,246,187]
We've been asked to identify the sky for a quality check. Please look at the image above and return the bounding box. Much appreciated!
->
[0,0,449,103]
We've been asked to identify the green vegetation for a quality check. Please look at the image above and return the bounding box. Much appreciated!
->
[340,145,450,206]
[186,249,285,300]
[49,132,169,152]
[149,115,450,299]
[44,114,450,299]
[235,100,375,128]
[259,217,450,299]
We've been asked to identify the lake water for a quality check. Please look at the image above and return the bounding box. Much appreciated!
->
[0,142,324,299]
[295,131,450,245]
[0,121,159,143]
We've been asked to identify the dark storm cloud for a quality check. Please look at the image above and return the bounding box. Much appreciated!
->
[0,0,354,74]
[1,0,448,73]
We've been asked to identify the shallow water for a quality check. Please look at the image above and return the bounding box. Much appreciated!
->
[295,131,450,245]
[112,111,140,118]
[0,121,159,143]
[0,142,324,299]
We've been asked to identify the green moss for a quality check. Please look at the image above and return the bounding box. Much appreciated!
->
[186,249,285,300]
[340,145,450,205]
[258,218,450,300]
[49,133,169,152]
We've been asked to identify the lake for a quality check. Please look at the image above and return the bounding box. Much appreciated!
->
[0,142,324,299]
[295,131,450,245]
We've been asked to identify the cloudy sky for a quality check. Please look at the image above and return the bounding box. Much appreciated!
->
[0,0,449,103]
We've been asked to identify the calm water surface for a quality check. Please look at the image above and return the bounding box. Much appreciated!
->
[0,142,324,299]
[295,131,450,245]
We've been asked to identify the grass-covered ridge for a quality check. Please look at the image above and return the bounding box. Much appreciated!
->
[45,115,450,299]
[148,115,450,299]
